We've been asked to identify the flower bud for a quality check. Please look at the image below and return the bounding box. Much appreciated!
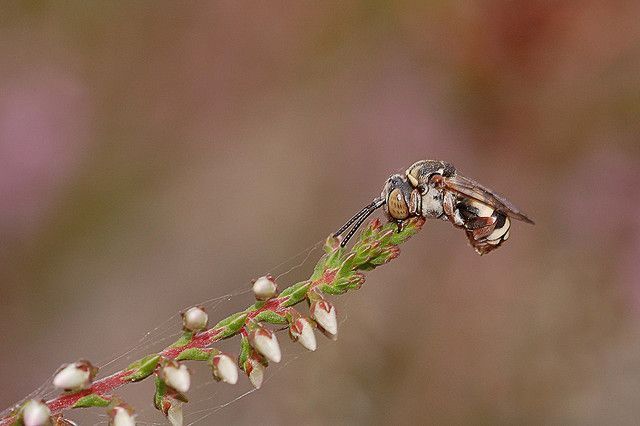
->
[245,357,265,389]
[166,402,183,426]
[252,275,277,300]
[289,317,317,351]
[325,235,341,251]
[109,405,136,426]
[52,360,97,392]
[211,353,238,384]
[249,327,281,363]
[181,306,208,332]
[22,400,51,426]
[310,300,337,337]
[161,362,191,393]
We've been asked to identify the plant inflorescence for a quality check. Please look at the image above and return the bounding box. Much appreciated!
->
[2,217,424,426]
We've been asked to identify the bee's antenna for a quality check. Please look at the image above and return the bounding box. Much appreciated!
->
[334,203,373,237]
[338,198,385,247]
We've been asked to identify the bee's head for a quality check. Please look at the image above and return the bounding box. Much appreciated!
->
[382,174,414,220]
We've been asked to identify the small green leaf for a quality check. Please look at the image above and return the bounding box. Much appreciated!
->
[154,376,167,411]
[215,311,246,328]
[282,281,310,307]
[124,354,161,382]
[216,313,249,339]
[72,394,110,408]
[324,249,343,269]
[352,246,372,265]
[321,275,348,294]
[358,262,376,271]
[279,281,307,298]
[339,252,357,274]
[389,218,423,244]
[377,229,395,245]
[359,221,376,241]
[253,310,288,324]
[170,332,194,348]
[320,284,345,295]
[176,347,211,361]
[238,336,251,367]
[367,255,388,266]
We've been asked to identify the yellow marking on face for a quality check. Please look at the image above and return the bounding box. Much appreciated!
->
[407,172,419,187]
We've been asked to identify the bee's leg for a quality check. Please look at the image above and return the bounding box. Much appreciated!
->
[396,220,405,233]
[461,220,496,255]
[466,216,497,240]
[443,192,463,227]
[409,189,421,216]
[467,235,493,255]
[466,216,506,255]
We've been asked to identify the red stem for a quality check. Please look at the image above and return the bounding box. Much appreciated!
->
[0,296,293,425]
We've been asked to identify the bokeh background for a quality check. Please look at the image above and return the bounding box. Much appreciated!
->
[2,1,640,425]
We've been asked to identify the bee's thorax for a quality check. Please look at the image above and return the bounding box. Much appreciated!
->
[420,186,444,219]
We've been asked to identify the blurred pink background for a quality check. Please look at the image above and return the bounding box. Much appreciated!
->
[1,2,640,424]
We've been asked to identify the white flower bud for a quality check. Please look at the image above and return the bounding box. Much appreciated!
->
[52,360,96,392]
[162,363,191,393]
[252,275,277,300]
[110,406,136,426]
[166,403,183,426]
[22,400,51,426]
[289,317,317,351]
[211,353,238,384]
[250,327,281,363]
[310,300,337,336]
[245,358,265,389]
[182,306,208,332]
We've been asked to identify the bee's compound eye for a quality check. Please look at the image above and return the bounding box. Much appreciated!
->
[387,188,409,219]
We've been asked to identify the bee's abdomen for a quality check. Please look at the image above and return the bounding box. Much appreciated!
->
[455,198,512,254]
[486,212,511,244]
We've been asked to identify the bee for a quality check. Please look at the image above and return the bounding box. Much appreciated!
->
[334,160,534,254]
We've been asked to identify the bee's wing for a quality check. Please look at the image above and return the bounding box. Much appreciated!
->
[442,174,535,224]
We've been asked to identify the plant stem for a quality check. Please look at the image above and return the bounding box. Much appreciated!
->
[0,217,424,425]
